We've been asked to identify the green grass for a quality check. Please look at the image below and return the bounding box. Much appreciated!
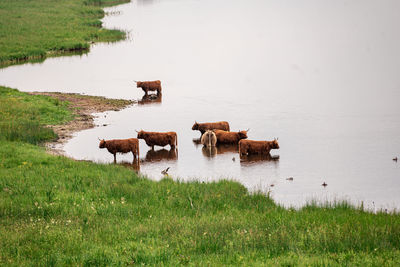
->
[0,86,73,144]
[0,0,130,65]
[0,86,400,265]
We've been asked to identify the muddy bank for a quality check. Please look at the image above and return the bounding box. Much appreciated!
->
[30,92,134,156]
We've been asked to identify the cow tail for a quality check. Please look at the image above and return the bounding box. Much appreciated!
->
[176,134,178,147]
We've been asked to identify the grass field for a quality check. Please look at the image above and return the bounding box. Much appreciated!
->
[1,85,400,265]
[0,0,129,65]
[1,0,400,265]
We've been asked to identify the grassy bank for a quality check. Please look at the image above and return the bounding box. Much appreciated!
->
[0,87,73,144]
[0,0,130,66]
[1,86,400,265]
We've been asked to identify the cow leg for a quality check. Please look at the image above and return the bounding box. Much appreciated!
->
[151,145,154,150]
[113,153,117,163]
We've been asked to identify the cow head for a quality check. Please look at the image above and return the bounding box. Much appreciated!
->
[238,130,248,140]
[136,130,145,139]
[99,139,106,148]
[271,138,280,149]
[135,81,142,88]
[192,121,199,130]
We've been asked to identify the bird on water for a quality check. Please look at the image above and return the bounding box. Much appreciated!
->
[161,167,170,176]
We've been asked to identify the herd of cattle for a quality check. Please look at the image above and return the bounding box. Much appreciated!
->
[99,121,279,163]
[98,81,280,163]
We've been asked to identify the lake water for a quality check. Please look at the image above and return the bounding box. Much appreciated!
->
[1,0,400,210]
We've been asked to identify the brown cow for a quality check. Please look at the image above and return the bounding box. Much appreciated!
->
[99,138,139,163]
[192,121,230,134]
[239,139,279,156]
[136,130,177,149]
[135,80,162,95]
[214,129,248,145]
[201,130,217,147]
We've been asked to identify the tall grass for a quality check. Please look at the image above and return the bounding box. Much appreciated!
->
[0,0,130,65]
[0,86,400,265]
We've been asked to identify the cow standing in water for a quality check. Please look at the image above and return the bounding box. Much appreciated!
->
[201,130,217,147]
[99,138,139,163]
[192,121,230,135]
[213,129,248,145]
[136,130,177,149]
[135,80,162,95]
[239,139,279,156]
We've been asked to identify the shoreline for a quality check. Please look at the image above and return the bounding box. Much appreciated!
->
[0,0,130,67]
[30,92,134,156]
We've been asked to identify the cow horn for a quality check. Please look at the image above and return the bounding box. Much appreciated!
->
[98,137,101,141]
[133,80,138,83]
[246,128,250,132]
[135,130,139,133]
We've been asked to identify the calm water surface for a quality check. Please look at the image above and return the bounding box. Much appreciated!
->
[1,0,400,210]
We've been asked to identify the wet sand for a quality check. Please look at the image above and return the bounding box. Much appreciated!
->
[30,92,134,156]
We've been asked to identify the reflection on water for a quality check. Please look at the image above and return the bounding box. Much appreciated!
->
[144,148,178,162]
[138,93,162,105]
[0,50,89,69]
[202,144,239,158]
[119,159,141,172]
[1,0,400,210]
[137,0,156,6]
[202,146,217,158]
[192,138,201,146]
[216,144,238,155]
[240,154,280,164]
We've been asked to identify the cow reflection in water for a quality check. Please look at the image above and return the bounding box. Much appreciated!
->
[240,154,280,164]
[202,146,218,158]
[203,143,238,156]
[138,93,162,105]
[145,148,178,162]
[198,142,238,158]
[216,144,238,154]
[192,138,202,147]
[118,159,141,172]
